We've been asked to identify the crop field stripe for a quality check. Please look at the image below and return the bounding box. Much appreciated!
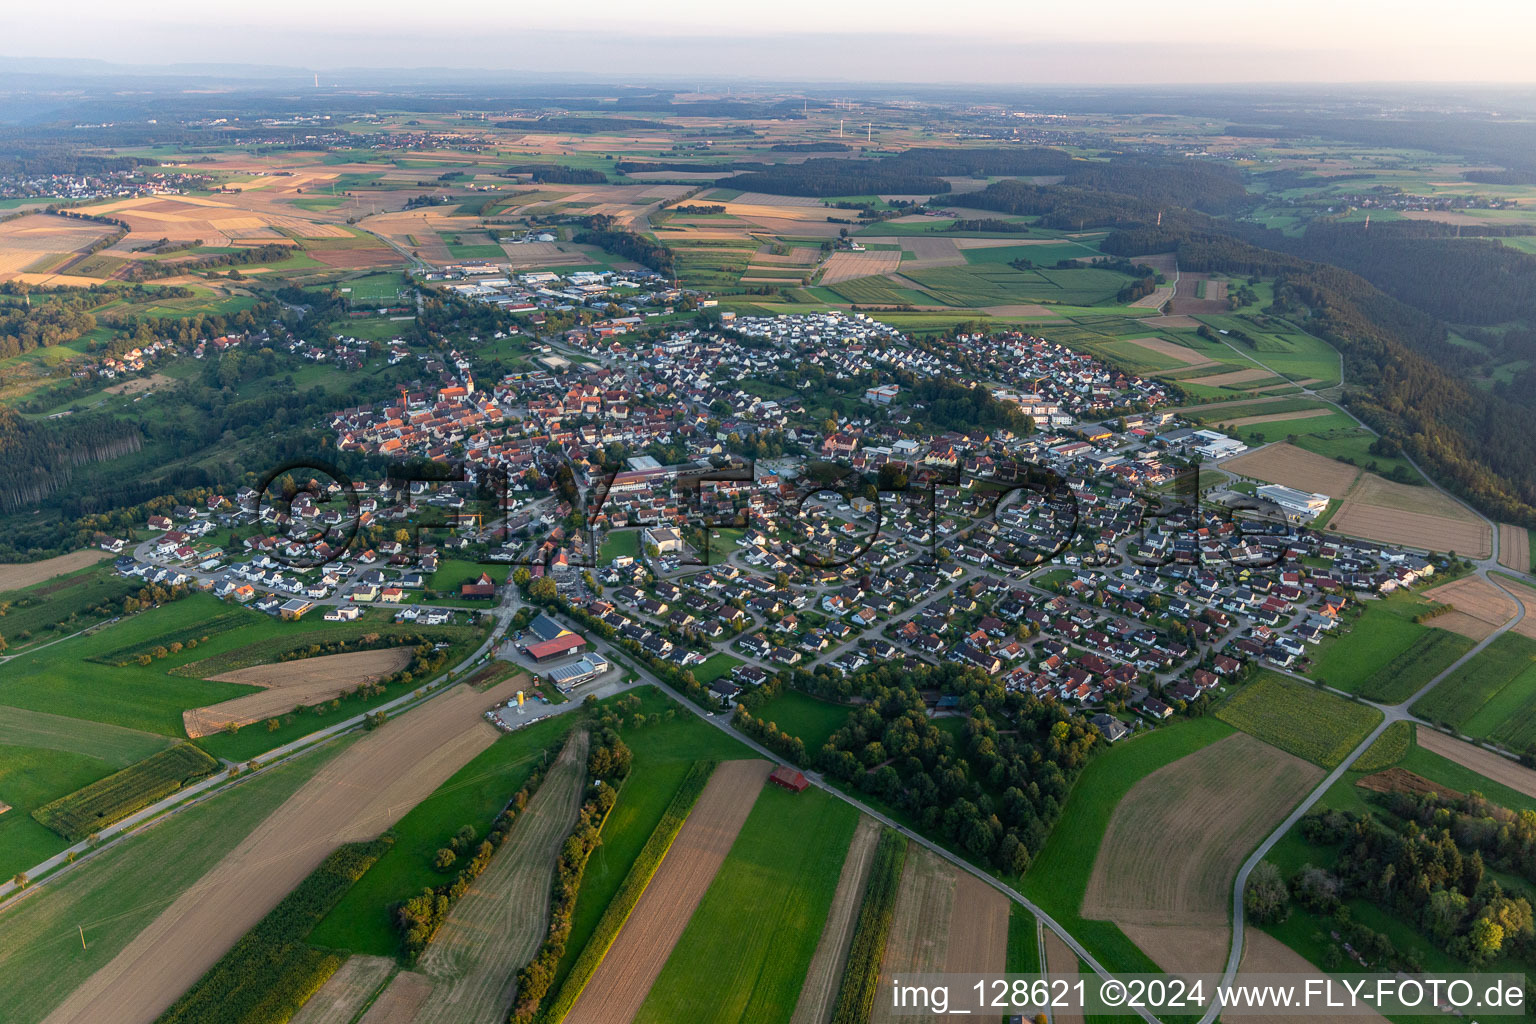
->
[411,730,591,1024]
[1214,671,1382,768]
[828,828,907,1024]
[632,784,860,1024]
[32,744,219,841]
[560,759,770,1024]
[540,759,716,1023]
[153,839,392,1024]
[789,816,882,1024]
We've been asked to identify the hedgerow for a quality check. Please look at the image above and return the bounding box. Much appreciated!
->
[534,759,716,1023]
[829,829,908,1024]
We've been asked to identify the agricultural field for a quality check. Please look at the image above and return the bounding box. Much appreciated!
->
[39,674,529,1024]
[561,758,771,1024]
[788,816,881,1024]
[0,549,112,591]
[1215,672,1381,768]
[1309,588,1464,701]
[1411,632,1536,749]
[633,783,858,1024]
[0,736,355,1024]
[183,647,415,737]
[1081,733,1322,974]
[1328,472,1492,558]
[1022,717,1235,976]
[408,730,591,1024]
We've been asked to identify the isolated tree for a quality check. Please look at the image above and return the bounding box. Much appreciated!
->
[433,848,457,871]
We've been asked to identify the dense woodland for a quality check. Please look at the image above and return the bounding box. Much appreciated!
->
[723,146,1075,198]
[574,218,675,275]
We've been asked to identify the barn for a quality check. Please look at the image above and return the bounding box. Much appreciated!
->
[524,633,587,662]
[768,766,809,793]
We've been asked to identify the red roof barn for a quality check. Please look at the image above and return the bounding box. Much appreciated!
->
[768,766,809,793]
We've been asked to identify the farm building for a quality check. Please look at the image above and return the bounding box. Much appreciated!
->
[768,766,809,793]
[525,632,587,662]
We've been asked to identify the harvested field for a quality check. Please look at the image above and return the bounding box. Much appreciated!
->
[1119,336,1216,367]
[1172,272,1231,315]
[183,647,416,738]
[413,730,591,1024]
[1500,524,1531,572]
[73,196,324,247]
[1223,443,1360,499]
[870,845,955,1024]
[820,250,902,284]
[1502,578,1536,642]
[1129,284,1175,308]
[1118,924,1232,977]
[1420,576,1517,640]
[1356,767,1463,800]
[1041,929,1086,1024]
[863,235,964,269]
[788,816,882,1024]
[311,248,403,268]
[562,758,771,1024]
[1222,408,1334,427]
[945,871,1008,972]
[727,192,825,207]
[1231,931,1388,1023]
[1083,734,1321,972]
[41,674,529,1024]
[1329,474,1491,558]
[359,972,433,1024]
[0,549,110,591]
[980,303,1060,317]
[290,956,395,1024]
[1416,725,1536,800]
[1183,367,1283,388]
[0,215,112,255]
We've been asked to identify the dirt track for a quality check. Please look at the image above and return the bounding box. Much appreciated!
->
[41,675,529,1024]
[789,816,882,1024]
[563,758,770,1024]
[1416,726,1536,799]
[184,648,416,738]
[0,549,110,592]
[410,729,591,1024]
[1083,734,1321,972]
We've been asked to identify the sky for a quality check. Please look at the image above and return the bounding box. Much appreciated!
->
[9,0,1536,84]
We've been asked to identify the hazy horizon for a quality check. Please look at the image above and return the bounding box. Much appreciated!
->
[8,0,1536,86]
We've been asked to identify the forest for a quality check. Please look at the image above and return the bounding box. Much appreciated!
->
[722,146,1077,198]
[574,218,674,275]
[807,661,1101,876]
[503,164,609,184]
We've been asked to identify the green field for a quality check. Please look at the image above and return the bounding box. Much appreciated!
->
[544,690,754,1000]
[633,785,858,1024]
[0,736,353,1024]
[307,712,581,955]
[0,563,139,649]
[0,745,119,880]
[31,743,219,841]
[1308,590,1442,699]
[598,530,641,563]
[343,271,407,304]
[901,264,1132,307]
[1411,632,1536,749]
[750,690,851,754]
[0,707,170,767]
[1023,716,1234,976]
[1216,672,1382,767]
[692,652,743,685]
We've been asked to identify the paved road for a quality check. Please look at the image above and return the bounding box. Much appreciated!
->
[534,600,1165,1024]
